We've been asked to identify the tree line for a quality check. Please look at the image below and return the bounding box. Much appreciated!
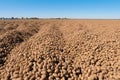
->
[0,17,69,20]
[0,17,40,20]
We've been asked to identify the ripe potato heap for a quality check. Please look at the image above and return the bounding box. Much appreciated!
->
[0,20,120,80]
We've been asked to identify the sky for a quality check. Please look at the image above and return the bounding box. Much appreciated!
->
[0,0,120,19]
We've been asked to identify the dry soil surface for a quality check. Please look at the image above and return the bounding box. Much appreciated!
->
[0,20,120,80]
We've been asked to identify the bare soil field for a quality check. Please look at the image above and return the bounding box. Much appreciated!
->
[0,20,120,80]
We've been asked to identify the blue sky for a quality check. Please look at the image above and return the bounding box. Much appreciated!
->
[0,0,120,19]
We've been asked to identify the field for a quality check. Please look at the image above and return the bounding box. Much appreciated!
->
[0,20,120,80]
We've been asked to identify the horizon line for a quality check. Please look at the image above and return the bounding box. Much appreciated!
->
[0,17,120,20]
